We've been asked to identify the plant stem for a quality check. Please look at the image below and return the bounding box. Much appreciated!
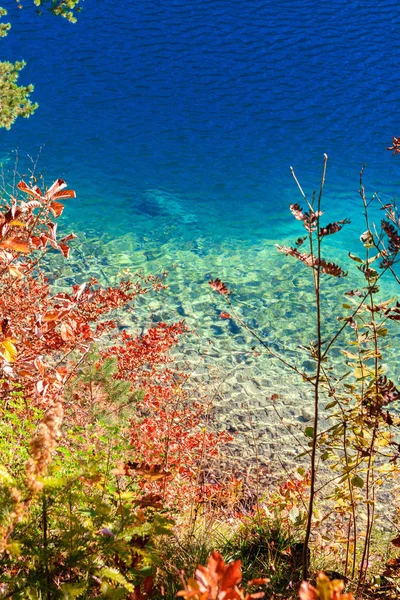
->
[42,493,50,600]
[302,154,327,580]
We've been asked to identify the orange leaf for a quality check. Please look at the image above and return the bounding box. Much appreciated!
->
[36,379,49,395]
[299,582,318,600]
[0,237,30,253]
[55,367,68,382]
[60,233,77,243]
[52,189,76,200]
[30,236,43,249]
[20,200,42,212]
[49,201,64,218]
[17,180,43,198]
[221,560,242,589]
[60,321,75,341]
[34,357,46,377]
[43,310,62,322]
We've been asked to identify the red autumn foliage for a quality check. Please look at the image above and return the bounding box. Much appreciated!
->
[276,245,347,278]
[319,218,350,237]
[299,573,353,600]
[209,278,231,296]
[178,551,268,600]
[104,322,233,506]
[381,219,400,254]
[387,136,400,155]
[178,554,355,600]
[0,176,231,512]
[0,177,173,410]
[289,203,323,233]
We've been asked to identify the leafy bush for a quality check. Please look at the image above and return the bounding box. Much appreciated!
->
[0,175,229,597]
[209,150,400,591]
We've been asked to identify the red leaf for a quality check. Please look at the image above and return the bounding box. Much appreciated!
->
[209,278,231,296]
[59,243,70,259]
[47,222,57,240]
[30,236,43,249]
[49,201,64,218]
[387,136,400,155]
[60,233,77,243]
[319,218,350,237]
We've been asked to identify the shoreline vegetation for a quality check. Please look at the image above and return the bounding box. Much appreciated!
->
[1,3,400,598]
[0,151,398,599]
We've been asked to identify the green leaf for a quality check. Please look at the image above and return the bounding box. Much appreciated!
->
[60,583,88,599]
[99,567,135,592]
[0,61,38,129]
[376,327,388,337]
[43,475,66,489]
[351,475,364,488]
[325,400,338,410]
[5,541,21,557]
[305,426,314,438]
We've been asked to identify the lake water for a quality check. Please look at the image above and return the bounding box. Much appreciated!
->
[1,1,399,442]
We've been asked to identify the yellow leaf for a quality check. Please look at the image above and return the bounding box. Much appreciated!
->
[342,350,358,360]
[0,339,17,362]
[8,265,23,278]
[9,220,26,228]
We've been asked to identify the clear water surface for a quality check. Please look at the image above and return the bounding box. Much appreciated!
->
[1,1,399,396]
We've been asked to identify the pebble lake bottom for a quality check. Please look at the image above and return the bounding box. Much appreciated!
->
[1,0,400,470]
[38,197,399,475]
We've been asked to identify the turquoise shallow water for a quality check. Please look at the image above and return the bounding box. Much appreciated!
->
[0,1,399,432]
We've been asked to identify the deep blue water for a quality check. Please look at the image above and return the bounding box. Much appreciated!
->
[2,0,400,248]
